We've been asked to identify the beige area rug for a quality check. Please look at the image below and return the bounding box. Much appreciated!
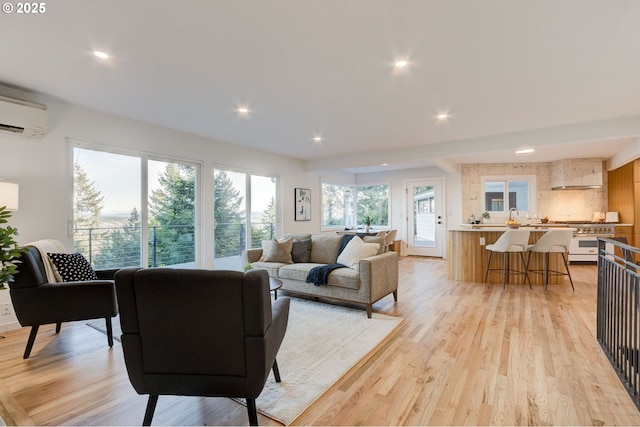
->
[88,297,402,425]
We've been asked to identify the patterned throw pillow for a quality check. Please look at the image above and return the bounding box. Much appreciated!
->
[47,252,98,282]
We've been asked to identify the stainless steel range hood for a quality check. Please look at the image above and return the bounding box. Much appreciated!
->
[551,158,603,190]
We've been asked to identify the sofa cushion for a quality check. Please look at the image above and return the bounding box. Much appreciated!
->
[251,262,288,277]
[291,239,312,263]
[336,236,380,270]
[279,263,361,290]
[310,234,343,264]
[263,238,294,263]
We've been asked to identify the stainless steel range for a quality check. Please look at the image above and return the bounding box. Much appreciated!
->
[565,222,616,262]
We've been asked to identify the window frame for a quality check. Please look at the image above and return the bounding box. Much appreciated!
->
[321,179,390,231]
[69,139,203,268]
[480,175,536,218]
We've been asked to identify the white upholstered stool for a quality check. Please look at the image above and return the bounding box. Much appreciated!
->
[484,229,531,289]
[525,229,574,290]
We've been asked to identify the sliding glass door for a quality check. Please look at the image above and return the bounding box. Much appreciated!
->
[213,168,277,270]
[72,143,199,269]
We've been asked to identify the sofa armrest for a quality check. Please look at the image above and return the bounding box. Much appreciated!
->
[242,248,263,265]
[359,251,398,301]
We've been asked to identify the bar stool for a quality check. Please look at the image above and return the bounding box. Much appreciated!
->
[484,229,531,289]
[525,229,574,290]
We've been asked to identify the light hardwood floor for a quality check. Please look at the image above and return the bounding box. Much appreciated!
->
[1,256,640,426]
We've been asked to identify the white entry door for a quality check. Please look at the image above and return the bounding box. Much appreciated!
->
[405,178,445,257]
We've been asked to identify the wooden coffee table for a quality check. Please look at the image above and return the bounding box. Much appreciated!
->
[269,277,283,300]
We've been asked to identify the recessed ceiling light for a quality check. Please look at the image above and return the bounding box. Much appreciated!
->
[394,60,409,68]
[237,107,250,114]
[380,163,389,166]
[516,148,535,154]
[312,136,323,143]
[94,51,109,59]
[436,113,449,121]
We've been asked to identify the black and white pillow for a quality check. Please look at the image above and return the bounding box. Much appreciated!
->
[47,252,98,282]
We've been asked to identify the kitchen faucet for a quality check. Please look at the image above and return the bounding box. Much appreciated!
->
[509,207,519,222]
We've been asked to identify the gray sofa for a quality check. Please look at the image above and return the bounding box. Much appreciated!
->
[241,233,398,317]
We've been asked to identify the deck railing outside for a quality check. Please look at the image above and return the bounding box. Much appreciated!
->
[597,237,640,410]
[74,221,275,270]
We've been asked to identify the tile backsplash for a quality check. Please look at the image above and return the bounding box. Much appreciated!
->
[462,161,608,222]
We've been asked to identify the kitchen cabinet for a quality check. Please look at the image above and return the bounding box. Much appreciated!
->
[608,160,637,247]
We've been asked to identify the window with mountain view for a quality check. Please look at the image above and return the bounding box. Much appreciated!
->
[72,144,197,269]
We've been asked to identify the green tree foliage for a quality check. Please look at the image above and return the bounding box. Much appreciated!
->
[251,196,276,247]
[73,162,105,229]
[93,207,141,269]
[73,163,106,255]
[214,170,245,257]
[322,182,354,226]
[148,163,196,266]
[357,184,388,226]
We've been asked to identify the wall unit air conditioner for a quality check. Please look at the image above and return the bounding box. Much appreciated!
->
[0,95,47,138]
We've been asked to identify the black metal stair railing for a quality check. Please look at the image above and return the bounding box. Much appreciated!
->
[597,237,640,409]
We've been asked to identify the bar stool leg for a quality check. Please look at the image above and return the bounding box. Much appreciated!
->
[544,252,550,290]
[520,252,531,289]
[562,252,574,291]
[502,252,508,290]
[484,251,493,283]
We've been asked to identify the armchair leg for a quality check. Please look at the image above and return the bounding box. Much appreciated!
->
[105,317,114,347]
[142,395,158,426]
[55,322,62,333]
[23,325,39,359]
[247,398,258,426]
[272,359,281,383]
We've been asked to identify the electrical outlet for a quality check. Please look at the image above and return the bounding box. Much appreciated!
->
[1,303,11,316]
[479,237,486,246]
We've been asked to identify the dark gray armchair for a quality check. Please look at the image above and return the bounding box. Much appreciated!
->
[114,267,290,426]
[9,246,118,358]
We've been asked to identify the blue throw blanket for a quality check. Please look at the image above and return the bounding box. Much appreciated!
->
[305,234,355,286]
[306,263,346,286]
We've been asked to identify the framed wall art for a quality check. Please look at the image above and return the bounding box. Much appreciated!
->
[295,188,311,221]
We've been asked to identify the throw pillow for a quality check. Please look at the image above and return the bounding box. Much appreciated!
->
[263,238,294,263]
[258,237,292,261]
[310,234,343,264]
[291,239,312,263]
[258,239,272,261]
[47,252,98,282]
[336,236,379,270]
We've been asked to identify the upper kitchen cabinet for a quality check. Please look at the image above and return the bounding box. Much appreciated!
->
[551,159,604,190]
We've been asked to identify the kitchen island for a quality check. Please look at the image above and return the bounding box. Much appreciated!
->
[447,227,575,285]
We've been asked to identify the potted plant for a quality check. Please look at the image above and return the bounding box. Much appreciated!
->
[363,215,372,232]
[0,206,26,290]
[482,212,490,224]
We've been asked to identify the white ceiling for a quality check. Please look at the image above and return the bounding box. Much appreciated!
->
[2,0,640,173]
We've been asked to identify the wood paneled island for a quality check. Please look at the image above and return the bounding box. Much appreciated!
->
[447,227,574,285]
